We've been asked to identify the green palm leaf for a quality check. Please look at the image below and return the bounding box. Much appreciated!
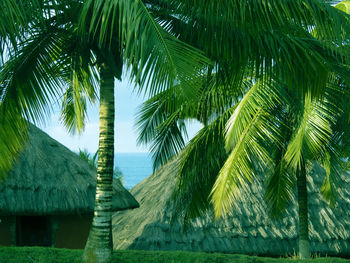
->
[284,92,332,169]
[211,80,284,218]
[265,110,296,218]
[0,0,46,59]
[212,110,278,218]
[0,27,68,123]
[173,108,232,220]
[155,0,349,95]
[335,0,350,13]
[59,40,98,134]
[80,0,210,97]
[149,113,188,171]
[165,0,349,41]
[136,74,251,169]
[0,112,27,180]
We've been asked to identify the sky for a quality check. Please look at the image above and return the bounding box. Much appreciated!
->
[38,75,202,153]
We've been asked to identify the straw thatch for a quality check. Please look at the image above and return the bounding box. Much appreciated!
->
[113,160,350,256]
[0,124,139,216]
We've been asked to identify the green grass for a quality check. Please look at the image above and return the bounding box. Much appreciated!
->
[0,247,349,263]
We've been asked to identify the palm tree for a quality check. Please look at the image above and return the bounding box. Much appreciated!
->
[0,1,208,262]
[78,149,99,168]
[216,78,350,259]
[214,3,350,258]
[136,1,350,259]
[138,71,350,259]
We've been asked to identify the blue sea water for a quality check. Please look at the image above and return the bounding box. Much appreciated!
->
[115,153,153,189]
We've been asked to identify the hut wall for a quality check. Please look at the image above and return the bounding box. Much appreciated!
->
[53,215,92,249]
[0,216,15,246]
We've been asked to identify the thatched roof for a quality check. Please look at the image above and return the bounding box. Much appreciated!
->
[113,160,350,256]
[0,124,139,216]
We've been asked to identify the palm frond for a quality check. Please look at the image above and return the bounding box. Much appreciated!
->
[60,83,90,135]
[135,89,188,169]
[319,152,341,206]
[136,74,252,170]
[136,87,187,145]
[164,0,349,41]
[173,108,232,220]
[79,0,210,98]
[136,84,199,169]
[149,114,188,171]
[0,110,27,180]
[0,0,92,181]
[0,0,47,59]
[0,27,69,124]
[284,92,332,169]
[319,75,350,205]
[225,80,283,150]
[335,1,350,14]
[60,43,98,134]
[212,110,279,218]
[155,0,349,96]
[265,160,296,218]
[211,81,284,218]
[265,110,296,218]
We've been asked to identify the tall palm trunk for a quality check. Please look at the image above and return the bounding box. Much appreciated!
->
[296,158,310,259]
[84,64,115,263]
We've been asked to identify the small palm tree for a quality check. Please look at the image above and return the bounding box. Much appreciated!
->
[78,148,124,185]
[78,149,99,168]
[216,79,350,259]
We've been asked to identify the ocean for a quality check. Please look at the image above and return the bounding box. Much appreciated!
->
[115,153,153,189]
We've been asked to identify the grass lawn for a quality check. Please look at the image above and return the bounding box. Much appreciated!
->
[0,247,349,263]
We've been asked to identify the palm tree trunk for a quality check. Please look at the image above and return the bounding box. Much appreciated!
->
[84,63,115,263]
[296,159,310,259]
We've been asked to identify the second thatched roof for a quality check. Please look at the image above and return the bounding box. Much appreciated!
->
[113,160,350,256]
[0,124,139,216]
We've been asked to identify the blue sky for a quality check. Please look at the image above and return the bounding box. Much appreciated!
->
[38,76,201,153]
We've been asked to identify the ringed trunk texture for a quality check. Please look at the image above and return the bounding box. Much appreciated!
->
[84,64,115,263]
[297,159,310,259]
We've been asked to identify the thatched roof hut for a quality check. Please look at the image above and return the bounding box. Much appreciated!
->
[0,124,138,248]
[113,160,350,257]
